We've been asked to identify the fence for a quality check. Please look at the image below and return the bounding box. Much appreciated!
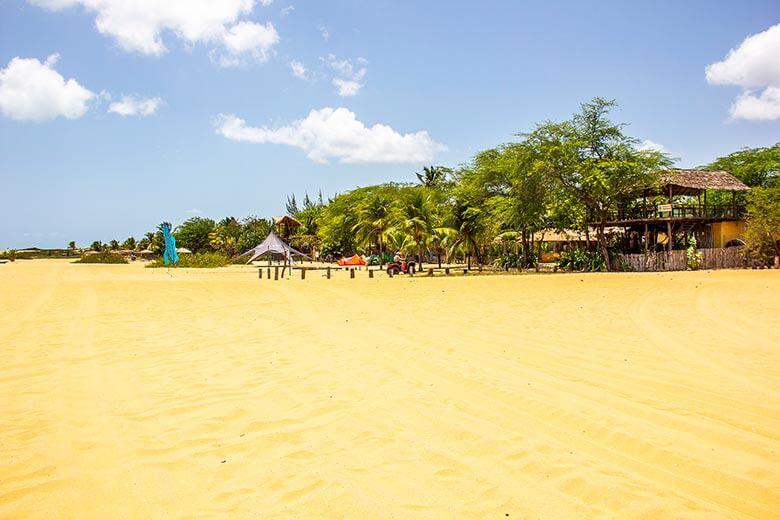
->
[619,247,746,272]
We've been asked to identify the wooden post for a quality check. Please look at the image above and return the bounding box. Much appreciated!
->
[445,267,450,275]
[326,267,331,279]
[258,268,262,279]
[667,221,673,253]
[267,267,271,279]
[274,266,279,280]
[369,269,374,278]
[427,268,433,277]
[301,269,306,280]
[463,269,468,275]
[350,268,355,279]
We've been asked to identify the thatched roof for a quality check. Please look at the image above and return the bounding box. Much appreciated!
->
[658,169,748,196]
[273,215,302,227]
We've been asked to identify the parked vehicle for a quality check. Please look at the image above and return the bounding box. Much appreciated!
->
[386,259,416,276]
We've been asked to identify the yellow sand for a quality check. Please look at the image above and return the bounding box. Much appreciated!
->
[1,260,778,519]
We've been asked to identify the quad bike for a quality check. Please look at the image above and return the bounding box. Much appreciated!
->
[386,259,416,276]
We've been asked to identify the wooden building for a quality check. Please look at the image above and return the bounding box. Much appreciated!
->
[601,169,749,252]
[273,215,302,241]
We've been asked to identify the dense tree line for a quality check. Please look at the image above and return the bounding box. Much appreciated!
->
[80,98,779,269]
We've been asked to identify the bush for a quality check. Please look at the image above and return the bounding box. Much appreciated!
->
[75,251,128,264]
[558,249,606,272]
[146,252,230,268]
[493,252,537,269]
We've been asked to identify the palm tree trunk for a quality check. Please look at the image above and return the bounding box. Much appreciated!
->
[418,243,423,270]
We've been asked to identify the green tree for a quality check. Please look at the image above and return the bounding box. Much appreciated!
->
[706,144,780,188]
[208,217,241,256]
[137,237,150,251]
[68,240,76,250]
[352,193,398,267]
[521,98,669,269]
[175,217,216,253]
[416,165,450,188]
[109,240,119,250]
[745,187,780,265]
[237,217,273,254]
[400,189,438,269]
[90,240,103,252]
[121,237,136,250]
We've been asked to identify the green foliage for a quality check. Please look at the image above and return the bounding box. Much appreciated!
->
[493,252,537,269]
[90,240,103,252]
[236,216,273,254]
[109,240,120,250]
[686,236,703,270]
[209,216,241,256]
[121,237,136,250]
[75,251,127,264]
[416,165,450,188]
[705,143,779,188]
[745,187,780,264]
[146,252,230,268]
[519,98,670,270]
[175,217,216,253]
[558,249,606,272]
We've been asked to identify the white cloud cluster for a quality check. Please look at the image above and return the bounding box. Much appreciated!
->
[290,60,307,80]
[325,54,367,97]
[214,107,446,164]
[638,139,668,153]
[705,23,780,120]
[0,54,95,121]
[29,0,279,65]
[108,95,162,117]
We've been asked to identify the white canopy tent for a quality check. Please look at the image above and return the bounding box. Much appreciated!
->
[237,231,308,265]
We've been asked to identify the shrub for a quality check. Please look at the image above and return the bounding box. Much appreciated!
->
[558,249,606,272]
[146,252,230,268]
[75,251,127,264]
[686,236,703,271]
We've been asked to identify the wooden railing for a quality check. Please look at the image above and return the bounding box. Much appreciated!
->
[608,204,746,221]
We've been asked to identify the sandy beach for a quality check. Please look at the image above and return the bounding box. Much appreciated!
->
[0,260,778,518]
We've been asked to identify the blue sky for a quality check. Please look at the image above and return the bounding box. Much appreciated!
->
[1,0,778,249]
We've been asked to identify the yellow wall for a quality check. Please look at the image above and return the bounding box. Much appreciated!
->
[712,220,747,248]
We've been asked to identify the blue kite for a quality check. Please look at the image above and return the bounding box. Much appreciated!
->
[161,222,179,266]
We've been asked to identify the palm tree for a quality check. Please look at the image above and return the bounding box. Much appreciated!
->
[400,189,437,269]
[352,193,397,267]
[449,201,485,270]
[416,165,449,188]
[121,237,136,250]
[109,240,119,250]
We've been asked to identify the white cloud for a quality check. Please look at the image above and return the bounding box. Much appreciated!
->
[332,78,361,96]
[0,54,95,121]
[290,60,307,80]
[638,139,668,153]
[219,21,279,64]
[705,23,780,120]
[214,107,446,164]
[319,25,330,41]
[108,95,162,117]
[28,0,278,64]
[325,54,367,97]
[280,5,294,16]
[729,87,780,121]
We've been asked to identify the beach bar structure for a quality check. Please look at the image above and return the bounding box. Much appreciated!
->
[601,169,749,252]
